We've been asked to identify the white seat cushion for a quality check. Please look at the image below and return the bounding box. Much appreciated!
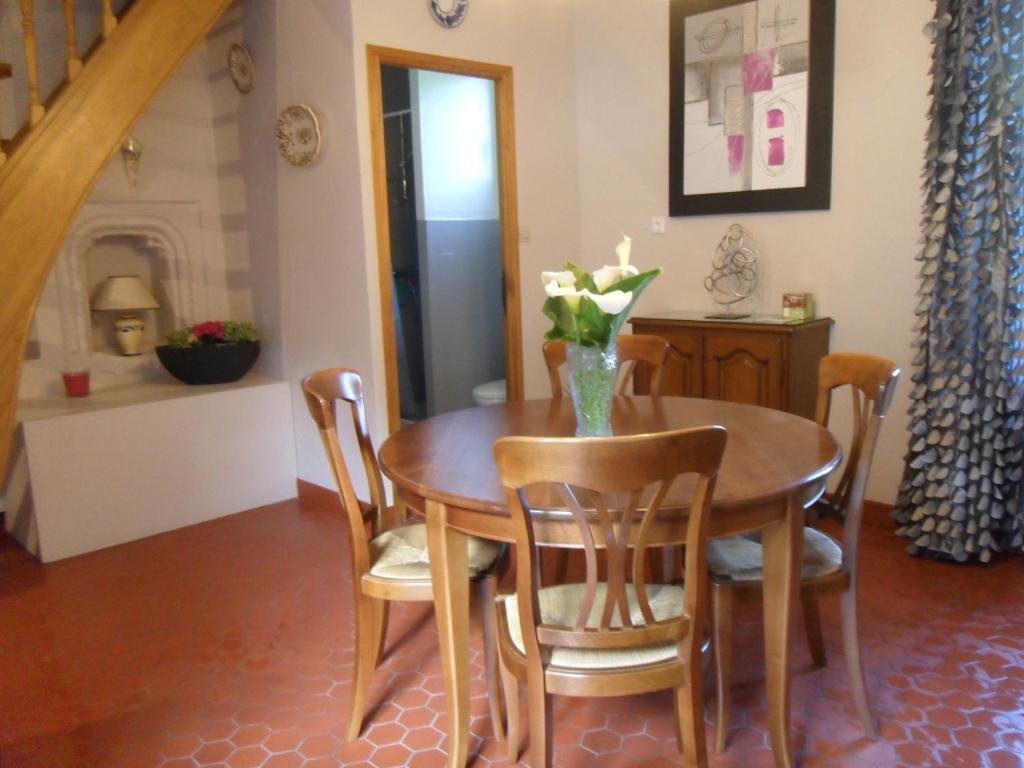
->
[502,582,686,670]
[368,524,501,580]
[707,527,843,582]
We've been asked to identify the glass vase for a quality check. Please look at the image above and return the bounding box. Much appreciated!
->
[566,339,618,437]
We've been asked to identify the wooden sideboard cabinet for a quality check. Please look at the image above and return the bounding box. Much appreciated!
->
[629,311,834,419]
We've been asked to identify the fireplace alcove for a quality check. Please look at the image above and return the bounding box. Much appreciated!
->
[4,202,297,562]
[44,201,209,381]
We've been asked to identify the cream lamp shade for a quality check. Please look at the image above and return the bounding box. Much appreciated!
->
[91,275,159,312]
[91,276,159,356]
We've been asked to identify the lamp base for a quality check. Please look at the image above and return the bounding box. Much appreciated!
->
[114,314,146,356]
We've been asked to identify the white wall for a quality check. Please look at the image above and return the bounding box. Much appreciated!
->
[237,0,375,493]
[573,0,932,503]
[412,69,499,221]
[241,0,582,489]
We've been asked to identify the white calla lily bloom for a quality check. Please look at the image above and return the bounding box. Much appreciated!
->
[545,279,583,311]
[616,234,633,268]
[541,270,576,288]
[584,289,632,315]
[592,263,640,292]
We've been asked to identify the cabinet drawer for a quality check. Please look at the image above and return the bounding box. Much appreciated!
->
[703,331,783,409]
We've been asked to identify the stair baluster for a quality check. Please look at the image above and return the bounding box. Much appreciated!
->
[19,0,45,127]
[102,0,118,38]
[63,1,83,81]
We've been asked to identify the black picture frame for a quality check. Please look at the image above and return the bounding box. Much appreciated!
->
[669,0,836,217]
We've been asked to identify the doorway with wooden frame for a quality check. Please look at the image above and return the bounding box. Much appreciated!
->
[367,46,523,433]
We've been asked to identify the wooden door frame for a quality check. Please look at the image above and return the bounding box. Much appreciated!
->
[366,45,524,433]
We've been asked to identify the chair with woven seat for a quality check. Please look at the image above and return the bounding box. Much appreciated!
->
[709,352,899,752]
[493,426,727,768]
[542,333,671,398]
[301,368,506,742]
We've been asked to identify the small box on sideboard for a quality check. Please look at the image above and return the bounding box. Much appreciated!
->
[629,311,834,419]
[783,293,815,320]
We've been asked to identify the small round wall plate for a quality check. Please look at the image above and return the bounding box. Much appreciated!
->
[227,43,255,94]
[275,104,321,167]
[428,0,468,28]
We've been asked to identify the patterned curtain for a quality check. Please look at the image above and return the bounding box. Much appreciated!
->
[893,0,1024,562]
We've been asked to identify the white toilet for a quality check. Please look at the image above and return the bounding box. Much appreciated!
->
[472,379,507,406]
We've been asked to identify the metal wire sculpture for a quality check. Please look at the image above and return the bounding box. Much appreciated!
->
[704,224,759,319]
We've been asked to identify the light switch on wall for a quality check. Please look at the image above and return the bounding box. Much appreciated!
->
[650,217,666,235]
[519,226,532,242]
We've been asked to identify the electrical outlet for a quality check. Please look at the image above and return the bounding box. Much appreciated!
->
[650,216,666,235]
[519,226,532,242]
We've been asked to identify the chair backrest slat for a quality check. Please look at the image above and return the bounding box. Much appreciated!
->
[495,427,726,654]
[543,334,671,398]
[813,353,900,568]
[301,368,388,577]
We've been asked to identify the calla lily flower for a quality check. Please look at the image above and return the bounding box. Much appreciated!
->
[584,289,632,315]
[616,234,633,268]
[541,232,658,351]
[541,270,576,288]
[593,264,639,292]
[545,279,583,311]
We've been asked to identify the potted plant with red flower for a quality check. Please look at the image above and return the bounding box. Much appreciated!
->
[156,320,261,385]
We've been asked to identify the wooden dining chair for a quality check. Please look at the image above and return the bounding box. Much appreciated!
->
[543,334,671,398]
[493,426,728,768]
[708,353,899,751]
[301,368,506,743]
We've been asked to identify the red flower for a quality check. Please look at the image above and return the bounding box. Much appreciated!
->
[191,320,225,343]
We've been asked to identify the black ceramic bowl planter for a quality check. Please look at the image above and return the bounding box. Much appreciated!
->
[156,342,260,385]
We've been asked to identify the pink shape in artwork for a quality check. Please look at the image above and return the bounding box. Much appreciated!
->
[743,50,774,94]
[767,108,785,129]
[768,137,785,167]
[728,135,744,176]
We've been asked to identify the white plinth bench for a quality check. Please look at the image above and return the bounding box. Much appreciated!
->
[3,374,297,562]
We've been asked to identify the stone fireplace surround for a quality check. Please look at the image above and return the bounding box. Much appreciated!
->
[34,200,210,383]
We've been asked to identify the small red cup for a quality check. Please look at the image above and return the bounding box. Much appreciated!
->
[62,370,90,397]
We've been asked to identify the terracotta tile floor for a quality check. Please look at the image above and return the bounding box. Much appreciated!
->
[1,496,1022,768]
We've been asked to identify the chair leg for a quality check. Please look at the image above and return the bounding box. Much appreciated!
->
[801,588,827,668]
[526,668,553,768]
[711,581,734,754]
[675,668,709,768]
[841,588,879,739]
[478,575,506,741]
[345,594,379,741]
[372,599,390,668]
[501,662,520,762]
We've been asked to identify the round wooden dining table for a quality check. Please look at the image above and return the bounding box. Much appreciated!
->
[379,396,841,768]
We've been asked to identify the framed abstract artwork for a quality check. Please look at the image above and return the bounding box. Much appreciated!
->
[669,0,836,216]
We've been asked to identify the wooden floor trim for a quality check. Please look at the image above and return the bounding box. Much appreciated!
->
[863,500,894,528]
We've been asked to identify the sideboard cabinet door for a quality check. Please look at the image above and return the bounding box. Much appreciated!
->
[703,331,783,409]
[633,327,703,396]
[628,314,833,417]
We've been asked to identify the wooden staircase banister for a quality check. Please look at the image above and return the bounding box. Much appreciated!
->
[0,0,234,475]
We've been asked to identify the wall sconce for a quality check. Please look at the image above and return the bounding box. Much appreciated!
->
[121,135,142,188]
[91,275,160,356]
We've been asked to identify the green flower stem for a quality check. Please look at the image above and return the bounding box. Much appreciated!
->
[567,339,617,437]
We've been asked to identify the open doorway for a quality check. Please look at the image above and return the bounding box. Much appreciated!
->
[368,47,523,432]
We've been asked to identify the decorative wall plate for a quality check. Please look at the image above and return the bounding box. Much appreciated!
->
[428,0,468,28]
[227,43,255,94]
[275,105,321,167]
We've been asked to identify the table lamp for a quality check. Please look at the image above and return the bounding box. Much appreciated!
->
[91,275,160,356]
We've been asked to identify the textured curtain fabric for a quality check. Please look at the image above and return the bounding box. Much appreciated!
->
[894,0,1024,562]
